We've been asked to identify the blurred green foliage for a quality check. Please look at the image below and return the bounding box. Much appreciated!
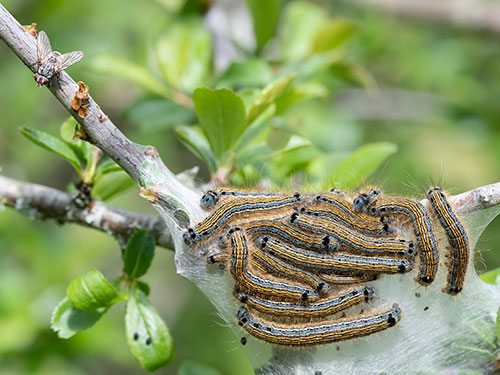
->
[1,0,500,374]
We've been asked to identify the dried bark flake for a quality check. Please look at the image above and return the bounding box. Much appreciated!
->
[71,81,90,118]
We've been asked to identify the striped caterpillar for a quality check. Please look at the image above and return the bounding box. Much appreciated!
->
[237,303,401,346]
[427,187,469,295]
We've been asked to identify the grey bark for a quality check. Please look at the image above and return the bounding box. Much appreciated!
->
[0,175,172,249]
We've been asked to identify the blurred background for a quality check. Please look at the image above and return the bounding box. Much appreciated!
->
[1,0,500,373]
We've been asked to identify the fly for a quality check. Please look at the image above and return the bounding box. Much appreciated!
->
[33,31,84,87]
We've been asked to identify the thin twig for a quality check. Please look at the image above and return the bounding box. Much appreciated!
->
[0,175,172,249]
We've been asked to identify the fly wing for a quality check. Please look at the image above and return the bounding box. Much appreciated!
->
[57,51,84,71]
[37,31,52,61]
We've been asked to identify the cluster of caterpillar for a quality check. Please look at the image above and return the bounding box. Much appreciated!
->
[183,187,469,346]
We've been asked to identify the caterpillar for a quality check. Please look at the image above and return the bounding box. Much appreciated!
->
[243,218,338,251]
[184,194,302,244]
[290,213,415,257]
[236,303,401,346]
[427,187,469,295]
[200,188,287,210]
[258,236,412,275]
[236,286,374,318]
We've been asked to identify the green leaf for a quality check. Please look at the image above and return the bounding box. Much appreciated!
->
[280,1,327,61]
[307,152,345,184]
[60,117,93,165]
[60,117,78,143]
[274,83,328,115]
[126,99,195,131]
[238,88,261,109]
[94,155,123,180]
[136,281,151,296]
[126,288,174,371]
[193,88,247,158]
[321,142,398,190]
[273,134,311,155]
[91,171,136,201]
[51,297,107,339]
[330,63,377,89]
[269,135,313,163]
[247,75,294,125]
[124,229,156,279]
[176,126,217,172]
[67,268,122,311]
[458,370,487,375]
[480,268,500,284]
[234,142,274,166]
[178,360,223,375]
[246,0,281,50]
[281,53,342,82]
[453,344,496,361]
[270,136,318,178]
[311,18,358,53]
[89,54,170,97]
[235,105,275,153]
[81,146,101,185]
[217,59,274,89]
[20,126,81,173]
[155,17,212,93]
[468,318,496,350]
[154,0,186,12]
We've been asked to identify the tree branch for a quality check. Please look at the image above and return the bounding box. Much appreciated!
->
[0,4,145,182]
[0,175,172,249]
[0,4,201,228]
[346,0,500,34]
[452,181,500,215]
